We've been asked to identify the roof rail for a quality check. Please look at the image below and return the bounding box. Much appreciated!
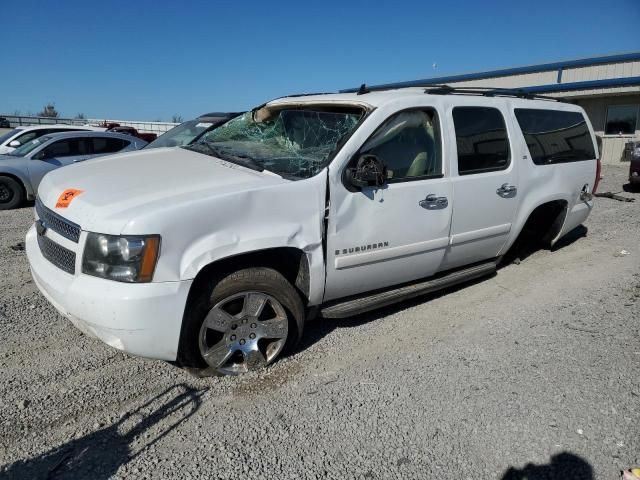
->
[342,83,562,101]
[424,84,561,102]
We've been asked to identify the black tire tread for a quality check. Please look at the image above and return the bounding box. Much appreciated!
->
[0,176,25,210]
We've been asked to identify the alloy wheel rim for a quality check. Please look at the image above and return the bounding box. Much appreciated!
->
[198,291,289,375]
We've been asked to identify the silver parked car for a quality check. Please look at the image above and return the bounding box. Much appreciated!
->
[0,131,146,209]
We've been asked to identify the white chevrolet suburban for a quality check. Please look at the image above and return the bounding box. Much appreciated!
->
[26,86,600,376]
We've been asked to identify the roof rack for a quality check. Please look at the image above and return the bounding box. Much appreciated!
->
[343,83,563,102]
[423,84,561,101]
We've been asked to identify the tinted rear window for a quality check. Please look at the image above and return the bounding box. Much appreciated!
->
[514,109,595,165]
[452,107,510,175]
[92,137,129,154]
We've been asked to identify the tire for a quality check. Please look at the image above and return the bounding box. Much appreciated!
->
[178,267,305,376]
[0,176,25,210]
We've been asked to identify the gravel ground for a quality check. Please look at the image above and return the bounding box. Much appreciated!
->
[0,165,638,480]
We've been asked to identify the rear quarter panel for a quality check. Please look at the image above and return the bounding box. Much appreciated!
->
[503,101,597,252]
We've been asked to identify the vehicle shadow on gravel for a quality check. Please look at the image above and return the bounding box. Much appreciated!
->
[0,383,205,479]
[296,275,494,354]
[12,200,35,210]
[500,224,588,268]
[296,224,589,355]
[501,451,593,480]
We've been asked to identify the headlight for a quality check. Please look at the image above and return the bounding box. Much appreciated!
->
[82,233,160,283]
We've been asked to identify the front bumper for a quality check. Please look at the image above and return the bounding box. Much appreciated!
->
[26,225,192,361]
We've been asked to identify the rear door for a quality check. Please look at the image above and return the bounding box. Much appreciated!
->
[324,107,452,301]
[441,104,519,270]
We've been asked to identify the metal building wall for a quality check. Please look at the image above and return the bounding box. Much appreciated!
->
[574,95,640,164]
[445,60,640,91]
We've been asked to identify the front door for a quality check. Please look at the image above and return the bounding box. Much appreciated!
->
[28,138,91,189]
[324,108,452,301]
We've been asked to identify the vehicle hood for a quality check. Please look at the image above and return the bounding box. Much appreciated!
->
[37,147,289,233]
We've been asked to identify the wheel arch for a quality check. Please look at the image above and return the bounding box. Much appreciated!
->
[507,198,569,252]
[0,171,33,200]
[185,247,312,310]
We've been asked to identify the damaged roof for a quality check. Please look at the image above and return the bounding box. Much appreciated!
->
[267,88,429,109]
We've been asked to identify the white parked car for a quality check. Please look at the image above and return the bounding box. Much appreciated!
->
[26,87,600,376]
[0,124,104,155]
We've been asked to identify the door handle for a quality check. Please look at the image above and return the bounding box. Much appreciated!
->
[420,194,448,209]
[496,183,517,197]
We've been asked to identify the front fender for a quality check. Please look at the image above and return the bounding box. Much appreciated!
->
[175,175,328,306]
[0,163,34,198]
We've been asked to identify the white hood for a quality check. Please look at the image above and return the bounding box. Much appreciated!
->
[37,147,288,233]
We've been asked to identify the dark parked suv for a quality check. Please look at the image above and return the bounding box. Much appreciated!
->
[0,117,10,128]
[629,142,640,189]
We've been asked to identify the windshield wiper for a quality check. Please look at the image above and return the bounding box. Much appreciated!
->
[184,143,264,172]
[222,151,265,172]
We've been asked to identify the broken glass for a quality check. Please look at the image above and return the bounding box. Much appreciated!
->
[191,107,363,179]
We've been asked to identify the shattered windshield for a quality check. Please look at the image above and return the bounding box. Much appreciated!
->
[186,106,363,179]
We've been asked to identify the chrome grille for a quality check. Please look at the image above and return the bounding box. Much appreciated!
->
[35,198,81,243]
[37,234,76,274]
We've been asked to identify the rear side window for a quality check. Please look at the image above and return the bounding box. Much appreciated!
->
[514,109,595,165]
[92,137,129,154]
[453,107,510,175]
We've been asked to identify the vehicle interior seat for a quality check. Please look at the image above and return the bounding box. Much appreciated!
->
[366,113,438,178]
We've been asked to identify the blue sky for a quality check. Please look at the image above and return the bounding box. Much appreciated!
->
[3,0,640,121]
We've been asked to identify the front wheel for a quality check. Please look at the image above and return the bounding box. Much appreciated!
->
[0,176,25,210]
[179,267,305,376]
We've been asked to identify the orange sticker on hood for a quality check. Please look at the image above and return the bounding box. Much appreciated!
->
[55,189,84,208]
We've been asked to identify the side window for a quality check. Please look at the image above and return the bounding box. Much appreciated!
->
[453,107,510,175]
[604,105,638,135]
[92,137,128,154]
[40,139,90,158]
[14,131,40,146]
[514,109,596,165]
[359,109,442,181]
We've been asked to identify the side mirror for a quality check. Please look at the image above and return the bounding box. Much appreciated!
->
[346,154,388,188]
[9,140,20,148]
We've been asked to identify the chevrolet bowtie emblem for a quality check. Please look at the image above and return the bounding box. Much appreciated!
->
[35,219,47,236]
